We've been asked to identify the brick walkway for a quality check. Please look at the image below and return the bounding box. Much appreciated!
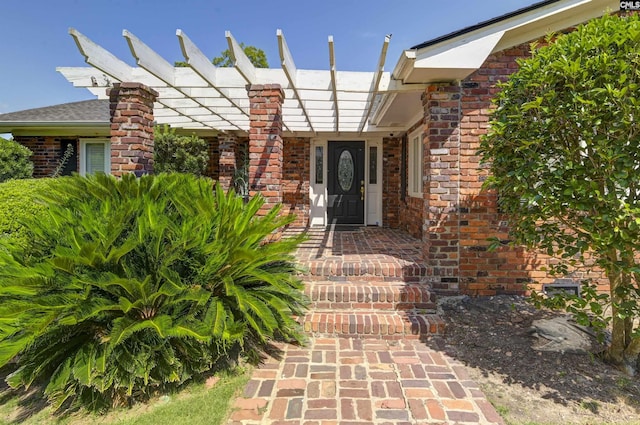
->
[228,228,504,424]
[229,337,504,425]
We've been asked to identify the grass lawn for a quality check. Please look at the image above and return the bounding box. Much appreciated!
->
[0,370,249,425]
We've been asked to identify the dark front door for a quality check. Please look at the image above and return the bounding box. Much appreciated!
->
[328,141,365,225]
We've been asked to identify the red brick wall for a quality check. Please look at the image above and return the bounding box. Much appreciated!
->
[247,84,284,215]
[397,121,425,239]
[382,137,401,228]
[422,84,462,294]
[456,43,609,296]
[16,136,60,177]
[17,136,85,177]
[283,137,310,227]
[108,82,157,177]
[204,136,219,180]
[458,44,533,295]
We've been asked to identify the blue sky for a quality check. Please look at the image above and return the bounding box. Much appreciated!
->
[0,0,540,114]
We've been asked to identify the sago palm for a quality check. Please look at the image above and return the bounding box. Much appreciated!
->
[0,173,307,410]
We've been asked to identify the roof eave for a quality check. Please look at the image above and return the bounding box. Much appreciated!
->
[0,122,110,137]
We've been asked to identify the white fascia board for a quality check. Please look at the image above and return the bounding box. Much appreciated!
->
[414,31,505,70]
[408,0,605,76]
[391,50,416,81]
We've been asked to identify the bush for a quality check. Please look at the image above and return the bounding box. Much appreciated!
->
[0,178,59,247]
[0,173,307,410]
[0,138,33,182]
[154,126,209,175]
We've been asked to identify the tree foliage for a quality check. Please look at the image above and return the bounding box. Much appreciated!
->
[153,125,209,176]
[0,173,307,410]
[0,178,57,247]
[175,43,268,68]
[0,138,33,182]
[479,14,640,374]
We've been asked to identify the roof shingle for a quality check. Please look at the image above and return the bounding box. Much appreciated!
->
[0,99,109,123]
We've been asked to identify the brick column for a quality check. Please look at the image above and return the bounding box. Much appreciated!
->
[108,82,158,177]
[247,84,285,214]
[422,84,462,294]
[218,134,237,190]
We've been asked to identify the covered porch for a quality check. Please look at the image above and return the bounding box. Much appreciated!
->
[286,226,427,282]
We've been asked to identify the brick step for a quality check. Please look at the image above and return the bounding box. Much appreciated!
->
[304,281,437,312]
[302,311,445,340]
[300,260,427,282]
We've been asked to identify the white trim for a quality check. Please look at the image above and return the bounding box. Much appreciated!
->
[79,138,110,176]
[408,129,423,198]
[310,139,327,227]
[366,139,383,227]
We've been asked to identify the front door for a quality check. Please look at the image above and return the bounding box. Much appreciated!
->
[328,141,365,225]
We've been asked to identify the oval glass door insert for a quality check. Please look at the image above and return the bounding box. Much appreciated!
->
[338,150,354,191]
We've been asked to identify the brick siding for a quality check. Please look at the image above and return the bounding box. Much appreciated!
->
[108,82,158,177]
[247,84,284,215]
[204,136,220,179]
[382,137,401,229]
[283,137,310,227]
[16,136,62,177]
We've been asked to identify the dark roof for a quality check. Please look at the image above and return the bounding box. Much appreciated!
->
[0,99,109,123]
[410,0,562,50]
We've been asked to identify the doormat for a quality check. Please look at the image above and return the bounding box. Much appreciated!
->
[326,225,362,232]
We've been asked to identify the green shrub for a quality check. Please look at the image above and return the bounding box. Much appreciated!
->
[0,138,33,182]
[154,126,209,175]
[0,178,59,246]
[0,173,306,410]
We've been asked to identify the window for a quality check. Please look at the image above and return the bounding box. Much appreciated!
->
[80,139,110,176]
[315,146,324,184]
[369,146,377,185]
[408,130,423,197]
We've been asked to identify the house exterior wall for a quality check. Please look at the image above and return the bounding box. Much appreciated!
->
[441,42,610,296]
[397,120,426,239]
[457,45,534,296]
[16,136,87,177]
[16,136,64,177]
[283,137,310,227]
[382,137,401,229]
[204,136,220,180]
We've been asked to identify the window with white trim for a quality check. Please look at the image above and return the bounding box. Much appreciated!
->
[80,139,110,176]
[408,130,423,197]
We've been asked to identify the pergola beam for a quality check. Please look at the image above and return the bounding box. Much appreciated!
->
[176,30,249,118]
[70,28,219,131]
[358,34,391,134]
[69,28,133,81]
[124,30,239,130]
[226,31,256,84]
[277,29,315,134]
[328,36,339,133]
[124,30,175,85]
[64,28,411,135]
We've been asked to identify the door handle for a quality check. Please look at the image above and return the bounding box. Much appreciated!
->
[360,180,365,201]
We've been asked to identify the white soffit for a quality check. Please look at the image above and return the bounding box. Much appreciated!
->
[58,28,427,135]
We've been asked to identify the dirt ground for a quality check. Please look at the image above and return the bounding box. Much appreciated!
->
[428,295,640,425]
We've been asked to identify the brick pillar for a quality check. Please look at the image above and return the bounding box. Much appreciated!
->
[218,134,237,190]
[108,82,158,177]
[423,84,461,294]
[247,84,285,214]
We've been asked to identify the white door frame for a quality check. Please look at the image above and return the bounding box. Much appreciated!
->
[310,136,383,227]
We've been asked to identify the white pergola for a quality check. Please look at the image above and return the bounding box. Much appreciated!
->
[58,28,428,135]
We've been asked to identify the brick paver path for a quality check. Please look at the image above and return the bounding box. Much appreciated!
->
[229,337,504,425]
